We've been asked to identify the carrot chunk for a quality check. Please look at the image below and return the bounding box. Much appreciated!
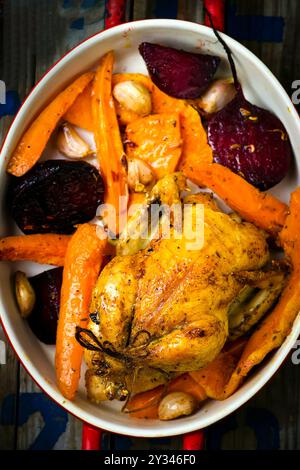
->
[152,84,213,168]
[63,81,94,131]
[125,113,182,179]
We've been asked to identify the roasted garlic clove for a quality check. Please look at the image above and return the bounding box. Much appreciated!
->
[158,392,198,421]
[113,80,152,116]
[57,122,92,159]
[127,157,155,192]
[197,78,237,114]
[15,271,36,318]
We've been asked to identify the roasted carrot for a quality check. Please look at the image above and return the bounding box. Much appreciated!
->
[279,188,300,263]
[190,338,246,399]
[92,52,128,234]
[0,234,70,266]
[63,81,94,131]
[183,162,288,234]
[7,72,94,177]
[126,385,164,419]
[167,373,207,401]
[55,224,106,400]
[125,113,182,179]
[152,84,213,168]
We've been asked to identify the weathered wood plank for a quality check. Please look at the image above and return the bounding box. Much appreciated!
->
[218,353,300,449]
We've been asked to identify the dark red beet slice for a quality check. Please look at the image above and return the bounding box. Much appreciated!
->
[208,90,292,190]
[139,42,220,99]
[28,267,63,344]
[204,9,292,190]
[9,160,104,234]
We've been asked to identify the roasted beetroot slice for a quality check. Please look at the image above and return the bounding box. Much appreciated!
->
[204,8,291,190]
[139,42,220,99]
[9,160,104,234]
[208,90,291,190]
[28,267,63,344]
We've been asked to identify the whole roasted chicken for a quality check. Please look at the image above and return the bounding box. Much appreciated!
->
[81,174,283,404]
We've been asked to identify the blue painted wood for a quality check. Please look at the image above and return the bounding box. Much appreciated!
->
[227,4,284,42]
[1,393,68,450]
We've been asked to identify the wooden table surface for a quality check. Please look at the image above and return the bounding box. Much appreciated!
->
[0,0,300,450]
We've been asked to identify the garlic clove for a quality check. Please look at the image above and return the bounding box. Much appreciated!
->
[127,157,155,191]
[158,391,198,421]
[197,78,237,114]
[15,271,36,318]
[57,122,92,159]
[113,80,152,116]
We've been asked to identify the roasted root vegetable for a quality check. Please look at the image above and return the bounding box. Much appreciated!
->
[92,51,128,233]
[279,188,300,262]
[152,85,213,169]
[190,338,247,399]
[7,72,94,176]
[206,19,291,190]
[139,42,220,99]
[125,113,182,179]
[0,234,70,266]
[208,90,291,190]
[63,82,94,131]
[10,160,104,234]
[126,385,164,419]
[55,224,106,400]
[182,162,288,234]
[28,267,63,344]
[167,373,207,401]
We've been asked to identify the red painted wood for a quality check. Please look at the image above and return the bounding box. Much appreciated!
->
[82,424,102,450]
[182,430,205,450]
[204,0,225,32]
[105,0,127,29]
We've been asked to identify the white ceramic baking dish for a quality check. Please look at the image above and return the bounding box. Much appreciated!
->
[1,19,300,438]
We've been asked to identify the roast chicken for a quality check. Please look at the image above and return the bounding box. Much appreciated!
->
[82,174,276,404]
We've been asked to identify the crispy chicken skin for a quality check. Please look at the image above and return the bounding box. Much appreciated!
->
[84,177,270,403]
